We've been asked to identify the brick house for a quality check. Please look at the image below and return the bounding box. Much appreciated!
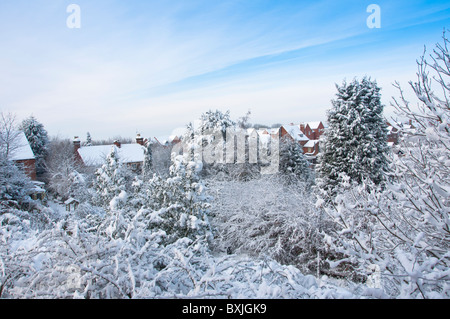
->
[386,124,399,145]
[300,121,325,140]
[279,124,310,146]
[74,134,146,172]
[303,139,320,156]
[9,131,37,180]
[276,122,325,159]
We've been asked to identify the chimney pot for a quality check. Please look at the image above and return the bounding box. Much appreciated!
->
[136,134,144,145]
[73,136,81,148]
[73,136,83,163]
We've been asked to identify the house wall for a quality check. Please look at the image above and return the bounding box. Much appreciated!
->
[279,127,293,141]
[301,122,325,140]
[302,143,319,156]
[14,159,37,181]
[312,122,325,140]
[387,127,399,144]
[300,124,312,139]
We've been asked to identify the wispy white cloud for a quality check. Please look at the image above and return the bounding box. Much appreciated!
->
[0,0,448,139]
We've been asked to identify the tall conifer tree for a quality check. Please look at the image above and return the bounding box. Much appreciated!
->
[317,77,389,194]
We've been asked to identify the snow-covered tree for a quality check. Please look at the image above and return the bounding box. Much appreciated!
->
[279,136,314,185]
[0,157,34,210]
[142,140,153,180]
[317,77,390,195]
[318,32,450,298]
[237,109,252,129]
[44,136,88,200]
[198,109,235,138]
[144,152,211,244]
[19,116,49,175]
[85,132,92,146]
[0,111,21,161]
[93,146,128,210]
[0,113,34,210]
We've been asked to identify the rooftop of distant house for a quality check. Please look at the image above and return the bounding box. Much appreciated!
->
[8,131,35,161]
[74,134,146,166]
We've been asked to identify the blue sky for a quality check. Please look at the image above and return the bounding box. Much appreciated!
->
[1,0,449,141]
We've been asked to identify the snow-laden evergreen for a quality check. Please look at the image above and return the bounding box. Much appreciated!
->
[144,152,212,244]
[141,140,153,180]
[19,116,49,175]
[0,157,34,209]
[85,132,92,146]
[317,32,450,298]
[279,136,314,184]
[93,146,129,210]
[198,109,236,138]
[317,77,390,195]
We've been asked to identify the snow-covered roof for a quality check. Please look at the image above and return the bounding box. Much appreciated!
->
[282,124,309,142]
[257,128,269,135]
[9,131,35,161]
[78,143,145,166]
[304,140,319,148]
[269,128,280,135]
[31,181,45,193]
[168,135,181,143]
[64,197,79,205]
[257,130,271,146]
[307,122,322,129]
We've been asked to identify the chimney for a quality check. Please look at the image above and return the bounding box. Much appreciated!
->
[73,136,83,163]
[73,136,81,152]
[113,140,121,148]
[299,123,305,133]
[136,134,144,146]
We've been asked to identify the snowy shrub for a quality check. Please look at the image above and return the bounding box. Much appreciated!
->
[1,213,366,299]
[208,176,330,276]
[319,175,449,298]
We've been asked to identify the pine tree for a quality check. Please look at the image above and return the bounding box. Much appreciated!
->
[142,140,153,180]
[19,116,49,175]
[317,77,389,195]
[85,132,92,146]
[0,157,34,208]
[279,137,313,184]
[93,146,128,210]
[197,110,236,176]
[198,109,235,139]
[146,151,211,243]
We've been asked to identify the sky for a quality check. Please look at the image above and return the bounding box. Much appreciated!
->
[1,0,449,142]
